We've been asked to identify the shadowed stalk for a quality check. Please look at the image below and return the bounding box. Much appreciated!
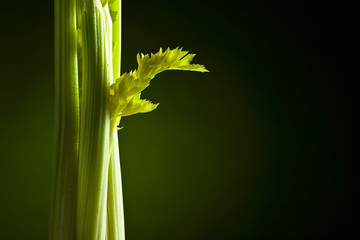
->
[50,0,79,239]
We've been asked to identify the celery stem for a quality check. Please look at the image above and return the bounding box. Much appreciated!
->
[50,0,79,239]
[77,3,111,239]
[108,118,125,240]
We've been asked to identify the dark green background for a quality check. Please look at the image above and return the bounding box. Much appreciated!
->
[0,0,355,239]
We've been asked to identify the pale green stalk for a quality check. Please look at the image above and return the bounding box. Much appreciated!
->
[107,118,125,240]
[108,0,121,81]
[50,0,79,239]
[107,1,126,239]
[76,1,111,239]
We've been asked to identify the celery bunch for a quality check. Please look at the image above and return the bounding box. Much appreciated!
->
[50,0,208,239]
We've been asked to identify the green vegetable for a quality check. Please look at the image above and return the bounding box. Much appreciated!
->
[50,1,208,239]
[50,0,79,239]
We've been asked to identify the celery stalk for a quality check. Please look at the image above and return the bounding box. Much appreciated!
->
[50,0,79,239]
[107,1,126,239]
[76,2,111,239]
[51,1,207,239]
[108,117,125,240]
[108,0,121,81]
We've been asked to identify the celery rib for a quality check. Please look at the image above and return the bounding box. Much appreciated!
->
[50,0,79,240]
[77,4,111,240]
